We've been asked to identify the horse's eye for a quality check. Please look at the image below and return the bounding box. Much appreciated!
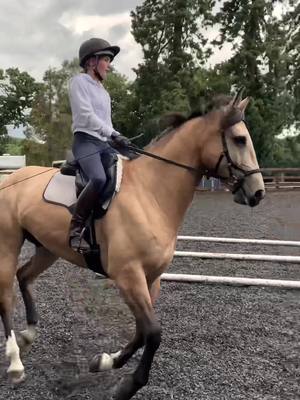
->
[233,136,246,146]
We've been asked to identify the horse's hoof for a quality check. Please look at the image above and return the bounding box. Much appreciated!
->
[89,351,121,373]
[89,354,101,373]
[89,353,114,372]
[8,369,26,384]
[16,326,36,350]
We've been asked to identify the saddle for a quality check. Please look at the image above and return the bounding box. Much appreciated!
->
[43,151,123,276]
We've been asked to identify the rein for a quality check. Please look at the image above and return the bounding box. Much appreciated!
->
[127,144,208,176]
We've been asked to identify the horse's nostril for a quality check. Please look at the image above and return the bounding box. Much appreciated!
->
[255,189,265,201]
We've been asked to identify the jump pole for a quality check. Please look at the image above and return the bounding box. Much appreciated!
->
[174,251,300,263]
[161,273,300,289]
[177,236,300,247]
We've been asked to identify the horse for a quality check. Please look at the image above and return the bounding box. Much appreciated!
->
[0,92,265,400]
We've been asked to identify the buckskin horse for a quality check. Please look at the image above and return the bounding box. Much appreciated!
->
[0,92,265,399]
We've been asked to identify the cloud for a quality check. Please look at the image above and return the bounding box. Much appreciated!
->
[0,0,144,81]
[0,0,234,84]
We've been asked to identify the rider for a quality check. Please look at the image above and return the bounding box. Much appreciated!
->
[68,38,131,252]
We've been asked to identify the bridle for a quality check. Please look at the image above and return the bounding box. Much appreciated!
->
[126,120,261,194]
[123,89,262,194]
[211,122,261,194]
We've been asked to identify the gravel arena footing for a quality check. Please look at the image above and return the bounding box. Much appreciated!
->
[0,191,299,400]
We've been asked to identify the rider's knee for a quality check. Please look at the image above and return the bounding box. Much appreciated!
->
[90,177,106,193]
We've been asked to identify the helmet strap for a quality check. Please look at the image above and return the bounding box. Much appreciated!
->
[93,55,103,82]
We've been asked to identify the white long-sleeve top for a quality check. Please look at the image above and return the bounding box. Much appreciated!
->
[68,73,118,141]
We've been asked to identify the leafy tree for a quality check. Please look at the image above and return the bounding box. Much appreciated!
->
[5,138,24,155]
[26,59,80,164]
[104,71,140,138]
[283,2,300,124]
[0,68,39,154]
[214,0,296,165]
[131,0,214,142]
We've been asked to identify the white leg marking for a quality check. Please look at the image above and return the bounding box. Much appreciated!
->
[99,350,122,371]
[6,330,25,382]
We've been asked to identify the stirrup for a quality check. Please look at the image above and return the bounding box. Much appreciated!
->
[69,227,90,254]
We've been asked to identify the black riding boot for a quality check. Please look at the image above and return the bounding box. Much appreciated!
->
[69,181,99,253]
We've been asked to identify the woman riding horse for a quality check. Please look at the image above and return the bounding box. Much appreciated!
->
[68,38,131,252]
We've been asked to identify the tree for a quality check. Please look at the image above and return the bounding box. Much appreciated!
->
[283,2,300,124]
[214,0,297,165]
[131,0,214,142]
[0,68,39,154]
[27,59,80,164]
[104,71,140,138]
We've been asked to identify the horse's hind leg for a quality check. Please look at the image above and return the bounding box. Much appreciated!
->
[0,254,25,383]
[16,246,58,348]
[16,246,58,350]
[89,277,161,373]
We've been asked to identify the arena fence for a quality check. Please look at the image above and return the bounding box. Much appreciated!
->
[198,168,300,191]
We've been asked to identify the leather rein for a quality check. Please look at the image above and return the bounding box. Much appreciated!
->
[127,121,261,193]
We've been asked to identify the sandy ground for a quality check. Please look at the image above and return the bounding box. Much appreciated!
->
[0,190,299,400]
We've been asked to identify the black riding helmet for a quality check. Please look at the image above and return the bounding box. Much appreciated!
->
[79,38,120,68]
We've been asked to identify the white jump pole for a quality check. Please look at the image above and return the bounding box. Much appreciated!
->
[161,273,300,289]
[174,251,300,263]
[177,236,300,247]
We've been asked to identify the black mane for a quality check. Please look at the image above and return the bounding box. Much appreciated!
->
[158,95,233,133]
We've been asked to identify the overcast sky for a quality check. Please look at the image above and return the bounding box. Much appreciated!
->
[0,0,146,81]
[0,0,236,84]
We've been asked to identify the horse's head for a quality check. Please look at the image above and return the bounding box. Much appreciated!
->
[201,91,265,207]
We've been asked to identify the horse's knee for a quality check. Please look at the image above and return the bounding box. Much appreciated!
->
[16,260,32,287]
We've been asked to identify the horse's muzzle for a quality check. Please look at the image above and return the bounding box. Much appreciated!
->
[234,188,265,207]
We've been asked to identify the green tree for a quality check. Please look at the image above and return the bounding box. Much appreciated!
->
[214,0,296,165]
[131,0,214,142]
[27,59,80,164]
[104,71,140,138]
[284,2,300,124]
[0,68,39,154]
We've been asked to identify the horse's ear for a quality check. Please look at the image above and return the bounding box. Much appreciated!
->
[231,87,245,107]
[238,97,250,112]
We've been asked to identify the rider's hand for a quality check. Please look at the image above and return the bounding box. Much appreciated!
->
[111,131,131,147]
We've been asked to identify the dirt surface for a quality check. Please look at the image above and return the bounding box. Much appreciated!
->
[0,190,299,400]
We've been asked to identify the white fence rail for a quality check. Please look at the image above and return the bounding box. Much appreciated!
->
[162,235,300,289]
[177,235,300,247]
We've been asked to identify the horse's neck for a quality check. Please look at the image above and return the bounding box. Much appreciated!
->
[130,119,206,232]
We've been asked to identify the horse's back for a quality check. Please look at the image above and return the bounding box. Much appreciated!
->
[0,166,57,191]
[0,166,58,215]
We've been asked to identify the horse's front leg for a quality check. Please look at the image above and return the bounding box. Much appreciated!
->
[114,268,161,400]
[89,320,143,372]
[89,278,161,373]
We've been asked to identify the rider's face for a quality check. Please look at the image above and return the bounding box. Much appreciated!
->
[96,56,111,80]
